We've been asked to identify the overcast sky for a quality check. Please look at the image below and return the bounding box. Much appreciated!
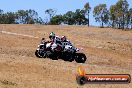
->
[0,0,132,26]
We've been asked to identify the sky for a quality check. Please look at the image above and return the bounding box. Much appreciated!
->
[0,0,132,26]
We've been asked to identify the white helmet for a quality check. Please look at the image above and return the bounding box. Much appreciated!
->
[49,32,55,39]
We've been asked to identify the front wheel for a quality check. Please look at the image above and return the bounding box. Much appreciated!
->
[74,53,87,63]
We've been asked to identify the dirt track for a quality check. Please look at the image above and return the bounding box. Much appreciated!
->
[0,24,132,88]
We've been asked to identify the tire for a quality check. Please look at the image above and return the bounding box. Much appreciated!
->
[76,75,87,85]
[75,53,87,63]
[35,50,45,58]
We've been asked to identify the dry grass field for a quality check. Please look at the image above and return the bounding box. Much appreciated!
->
[0,24,132,88]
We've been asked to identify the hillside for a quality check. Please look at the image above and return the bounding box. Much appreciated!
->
[0,24,132,88]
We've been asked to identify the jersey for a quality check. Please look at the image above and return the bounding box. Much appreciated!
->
[53,36,62,45]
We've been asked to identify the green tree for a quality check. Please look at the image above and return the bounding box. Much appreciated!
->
[111,5,123,29]
[93,4,109,27]
[0,9,4,23]
[15,9,41,24]
[6,12,16,24]
[128,8,132,29]
[117,0,128,29]
[110,5,116,28]
[0,11,16,24]
[74,9,87,25]
[63,10,87,25]
[50,15,63,25]
[26,9,38,24]
[36,17,44,24]
[109,0,129,29]
[16,10,28,24]
[45,9,56,23]
[84,2,91,26]
[63,11,75,25]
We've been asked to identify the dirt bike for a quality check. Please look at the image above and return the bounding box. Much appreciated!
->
[35,39,87,63]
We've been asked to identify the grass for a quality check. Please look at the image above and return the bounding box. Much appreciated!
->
[0,79,17,86]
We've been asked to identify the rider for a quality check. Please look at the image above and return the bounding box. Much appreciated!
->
[61,36,73,46]
[49,32,62,51]
[61,35,80,53]
[61,35,76,52]
[49,32,62,44]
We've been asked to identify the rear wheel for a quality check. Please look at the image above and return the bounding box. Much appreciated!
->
[75,53,87,63]
[35,50,46,58]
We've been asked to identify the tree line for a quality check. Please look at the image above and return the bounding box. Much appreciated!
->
[0,9,44,24]
[0,0,132,29]
[93,0,132,29]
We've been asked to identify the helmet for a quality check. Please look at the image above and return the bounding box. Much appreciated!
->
[49,32,55,39]
[61,36,67,42]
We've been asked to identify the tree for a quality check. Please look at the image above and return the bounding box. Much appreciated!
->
[0,11,16,24]
[84,2,91,26]
[50,15,63,25]
[116,0,129,29]
[15,9,41,24]
[36,17,44,24]
[62,10,87,25]
[93,4,109,27]
[128,8,132,29]
[74,9,87,25]
[5,12,16,24]
[26,9,38,24]
[110,5,116,28]
[63,11,75,25]
[16,10,28,24]
[109,0,129,29]
[0,9,4,23]
[45,9,56,23]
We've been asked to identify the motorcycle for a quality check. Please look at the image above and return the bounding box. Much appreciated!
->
[35,38,87,63]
